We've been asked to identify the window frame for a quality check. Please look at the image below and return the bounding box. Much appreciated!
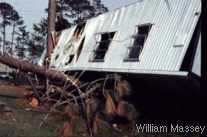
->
[90,31,116,62]
[124,23,153,62]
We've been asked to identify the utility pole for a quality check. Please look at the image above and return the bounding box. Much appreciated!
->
[46,0,56,90]
[2,19,6,54]
[47,0,56,60]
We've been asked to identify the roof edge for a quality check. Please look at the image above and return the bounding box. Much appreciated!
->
[57,67,189,76]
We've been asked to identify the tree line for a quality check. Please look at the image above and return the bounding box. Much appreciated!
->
[0,0,108,63]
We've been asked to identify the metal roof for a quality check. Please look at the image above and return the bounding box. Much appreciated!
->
[49,0,201,76]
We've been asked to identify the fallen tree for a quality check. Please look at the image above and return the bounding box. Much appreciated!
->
[0,54,139,137]
[0,54,77,85]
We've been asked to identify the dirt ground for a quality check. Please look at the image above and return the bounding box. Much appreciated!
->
[0,92,64,137]
[0,83,120,137]
[0,82,201,137]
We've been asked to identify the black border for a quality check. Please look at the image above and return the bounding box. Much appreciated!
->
[201,0,207,124]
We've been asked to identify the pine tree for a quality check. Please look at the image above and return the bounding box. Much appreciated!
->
[57,0,108,24]
[15,25,29,59]
[30,0,108,60]
[28,18,48,60]
[0,2,14,53]
[0,2,24,55]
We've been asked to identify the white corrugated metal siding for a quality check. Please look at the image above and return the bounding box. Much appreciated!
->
[50,0,201,76]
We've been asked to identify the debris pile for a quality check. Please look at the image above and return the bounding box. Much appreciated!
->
[11,73,139,136]
[0,54,139,136]
[39,74,139,136]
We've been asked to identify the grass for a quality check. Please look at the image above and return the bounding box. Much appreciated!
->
[0,84,201,137]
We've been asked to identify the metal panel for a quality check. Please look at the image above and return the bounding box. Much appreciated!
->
[49,0,201,76]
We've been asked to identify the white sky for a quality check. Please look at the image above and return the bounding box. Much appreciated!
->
[0,0,138,30]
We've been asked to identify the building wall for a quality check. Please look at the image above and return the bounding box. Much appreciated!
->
[50,0,201,75]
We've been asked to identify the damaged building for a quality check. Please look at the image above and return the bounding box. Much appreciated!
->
[48,0,200,76]
[39,0,201,120]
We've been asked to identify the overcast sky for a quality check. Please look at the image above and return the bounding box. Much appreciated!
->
[0,0,138,30]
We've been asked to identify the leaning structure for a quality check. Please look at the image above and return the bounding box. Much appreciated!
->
[47,0,200,79]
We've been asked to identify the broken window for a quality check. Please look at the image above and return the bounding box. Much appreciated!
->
[55,31,62,46]
[125,24,152,61]
[73,22,86,39]
[76,37,85,61]
[92,32,115,62]
[55,54,59,60]
[65,55,75,65]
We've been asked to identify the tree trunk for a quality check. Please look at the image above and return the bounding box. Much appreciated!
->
[47,0,56,60]
[11,23,16,56]
[0,54,74,83]
[2,23,6,54]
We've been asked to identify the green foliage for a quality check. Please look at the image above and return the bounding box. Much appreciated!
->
[0,2,14,26]
[57,0,108,24]
[33,18,48,37]
[15,25,29,59]
[0,2,26,57]
[30,0,108,60]
[28,18,48,59]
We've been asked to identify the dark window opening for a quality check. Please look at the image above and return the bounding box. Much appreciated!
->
[55,54,59,60]
[180,17,200,71]
[92,32,115,62]
[77,37,85,61]
[125,24,152,62]
[65,55,74,65]
[73,22,86,39]
[55,31,62,46]
[138,25,151,35]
